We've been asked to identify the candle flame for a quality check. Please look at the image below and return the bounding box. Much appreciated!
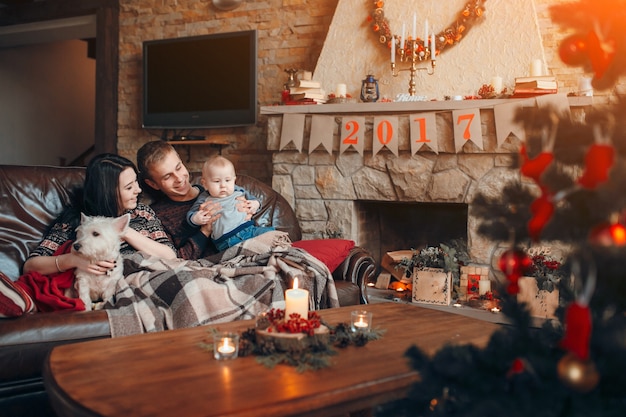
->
[293,277,299,289]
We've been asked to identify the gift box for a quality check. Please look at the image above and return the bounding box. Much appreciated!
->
[517,276,559,319]
[412,267,451,306]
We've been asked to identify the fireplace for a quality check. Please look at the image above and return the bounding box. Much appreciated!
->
[262,99,590,267]
[356,201,468,266]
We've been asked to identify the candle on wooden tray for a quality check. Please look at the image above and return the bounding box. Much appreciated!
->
[285,277,309,320]
[351,310,373,333]
[213,332,239,360]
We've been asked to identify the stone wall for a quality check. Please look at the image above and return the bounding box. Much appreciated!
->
[264,99,590,264]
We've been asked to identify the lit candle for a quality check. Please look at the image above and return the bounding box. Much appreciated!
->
[285,277,309,320]
[431,32,436,60]
[401,23,406,47]
[391,39,395,63]
[354,317,368,328]
[424,19,428,48]
[218,338,235,354]
[351,310,372,332]
[412,13,417,40]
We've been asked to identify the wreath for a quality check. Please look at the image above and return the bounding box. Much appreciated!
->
[367,0,487,60]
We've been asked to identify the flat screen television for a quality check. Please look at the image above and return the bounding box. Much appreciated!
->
[142,30,257,130]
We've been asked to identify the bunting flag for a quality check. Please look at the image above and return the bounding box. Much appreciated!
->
[340,116,365,155]
[279,113,306,151]
[309,115,335,154]
[494,100,526,147]
[372,116,399,156]
[410,112,438,154]
[452,108,483,152]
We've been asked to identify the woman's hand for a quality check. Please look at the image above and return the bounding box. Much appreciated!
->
[69,250,116,275]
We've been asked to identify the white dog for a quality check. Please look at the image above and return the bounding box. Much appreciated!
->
[72,213,130,311]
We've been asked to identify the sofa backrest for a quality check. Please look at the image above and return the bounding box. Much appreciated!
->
[0,166,301,281]
[0,165,85,280]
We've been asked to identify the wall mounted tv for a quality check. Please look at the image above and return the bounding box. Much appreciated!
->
[142,30,257,130]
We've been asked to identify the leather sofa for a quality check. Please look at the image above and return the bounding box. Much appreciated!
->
[0,164,377,417]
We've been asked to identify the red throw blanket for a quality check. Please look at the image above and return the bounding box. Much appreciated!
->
[16,241,86,312]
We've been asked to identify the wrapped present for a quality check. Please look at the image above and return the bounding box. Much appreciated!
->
[517,276,559,319]
[412,267,451,306]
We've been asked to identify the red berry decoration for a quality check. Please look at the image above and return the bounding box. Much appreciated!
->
[559,33,589,66]
[498,248,533,294]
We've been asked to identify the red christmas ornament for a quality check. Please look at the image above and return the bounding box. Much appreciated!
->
[577,144,615,189]
[559,302,592,360]
[506,357,525,378]
[586,29,615,80]
[558,33,588,66]
[528,192,555,242]
[589,221,626,246]
[520,144,554,184]
[498,248,532,294]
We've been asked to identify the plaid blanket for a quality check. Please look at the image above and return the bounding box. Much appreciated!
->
[104,231,339,337]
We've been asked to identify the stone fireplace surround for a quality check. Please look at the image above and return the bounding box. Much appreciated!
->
[262,98,591,268]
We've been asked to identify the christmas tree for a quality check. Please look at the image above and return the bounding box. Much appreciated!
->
[379,1,626,415]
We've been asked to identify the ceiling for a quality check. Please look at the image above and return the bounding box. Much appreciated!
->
[0,14,96,48]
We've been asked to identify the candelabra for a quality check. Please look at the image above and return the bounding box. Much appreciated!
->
[391,38,436,96]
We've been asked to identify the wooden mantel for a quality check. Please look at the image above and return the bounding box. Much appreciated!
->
[261,96,593,115]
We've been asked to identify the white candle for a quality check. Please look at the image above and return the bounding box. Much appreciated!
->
[530,59,542,76]
[424,19,428,48]
[336,83,347,97]
[401,23,406,47]
[431,32,436,60]
[285,277,309,319]
[412,14,417,40]
[218,338,236,354]
[391,40,395,63]
[354,318,368,328]
[491,76,503,93]
[479,280,492,295]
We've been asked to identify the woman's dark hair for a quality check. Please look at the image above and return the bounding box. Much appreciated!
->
[83,153,138,217]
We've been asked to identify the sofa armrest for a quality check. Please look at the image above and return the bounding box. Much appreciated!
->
[332,247,377,305]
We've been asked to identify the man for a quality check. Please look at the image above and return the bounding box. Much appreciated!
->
[136,141,254,259]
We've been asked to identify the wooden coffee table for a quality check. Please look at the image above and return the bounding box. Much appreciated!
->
[44,303,500,417]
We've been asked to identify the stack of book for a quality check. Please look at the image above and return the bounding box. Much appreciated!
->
[288,79,326,104]
[512,75,558,98]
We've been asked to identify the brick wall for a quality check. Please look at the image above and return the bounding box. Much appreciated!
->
[117,0,621,185]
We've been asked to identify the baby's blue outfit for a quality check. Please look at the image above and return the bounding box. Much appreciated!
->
[187,185,274,251]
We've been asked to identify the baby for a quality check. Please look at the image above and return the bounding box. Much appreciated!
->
[187,155,274,251]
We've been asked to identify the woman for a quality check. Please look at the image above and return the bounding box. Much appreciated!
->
[23,154,176,277]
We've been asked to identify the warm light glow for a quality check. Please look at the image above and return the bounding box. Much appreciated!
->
[491,307,500,313]
[354,317,368,328]
[293,277,299,289]
[367,282,375,287]
[610,223,626,245]
[218,338,235,354]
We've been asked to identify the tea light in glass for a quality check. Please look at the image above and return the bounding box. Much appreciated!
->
[214,332,240,360]
[351,310,373,333]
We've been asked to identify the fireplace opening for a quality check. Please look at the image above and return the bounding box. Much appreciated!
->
[355,201,469,267]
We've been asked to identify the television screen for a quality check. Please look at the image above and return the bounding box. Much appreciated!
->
[142,30,257,129]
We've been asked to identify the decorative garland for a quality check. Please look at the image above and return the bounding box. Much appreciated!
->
[367,0,487,59]
[200,309,385,372]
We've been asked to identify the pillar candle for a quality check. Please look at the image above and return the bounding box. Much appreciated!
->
[285,277,309,319]
[479,280,492,295]
[336,83,347,97]
[530,59,542,76]
[491,76,503,93]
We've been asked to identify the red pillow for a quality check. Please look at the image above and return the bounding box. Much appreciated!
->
[292,239,355,272]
